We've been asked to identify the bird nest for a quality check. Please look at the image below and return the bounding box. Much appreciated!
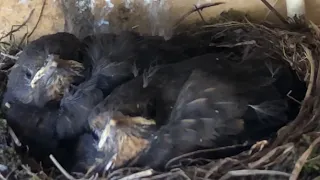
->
[0,10,319,180]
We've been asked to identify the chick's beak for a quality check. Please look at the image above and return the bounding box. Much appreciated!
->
[30,54,84,94]
[91,113,156,170]
[97,116,156,149]
[30,60,58,88]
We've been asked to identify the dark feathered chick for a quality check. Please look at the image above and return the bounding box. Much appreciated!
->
[0,31,219,171]
[54,31,218,139]
[73,115,157,174]
[78,53,305,173]
[80,31,217,95]
[0,98,80,169]
[53,32,176,140]
[29,54,85,103]
[3,32,83,108]
[68,54,222,173]
[0,33,85,169]
[132,69,289,169]
[87,53,227,133]
[2,30,216,147]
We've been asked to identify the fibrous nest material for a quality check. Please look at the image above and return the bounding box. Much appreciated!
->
[0,10,319,180]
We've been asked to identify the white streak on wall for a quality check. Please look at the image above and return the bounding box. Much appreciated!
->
[19,0,28,4]
[286,0,306,18]
[105,0,114,8]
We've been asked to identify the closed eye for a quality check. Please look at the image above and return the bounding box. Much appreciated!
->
[24,68,32,80]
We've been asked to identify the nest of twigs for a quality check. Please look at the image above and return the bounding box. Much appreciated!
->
[0,9,320,180]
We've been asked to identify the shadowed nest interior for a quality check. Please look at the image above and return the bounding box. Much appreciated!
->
[0,10,319,180]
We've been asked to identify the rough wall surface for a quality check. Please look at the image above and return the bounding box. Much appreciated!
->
[0,0,319,41]
[0,0,64,42]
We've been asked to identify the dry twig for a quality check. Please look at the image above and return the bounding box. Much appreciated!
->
[204,158,239,178]
[0,173,6,180]
[118,169,154,180]
[8,126,21,147]
[165,144,250,169]
[27,0,46,40]
[49,154,76,180]
[0,53,18,60]
[248,143,294,168]
[174,2,225,27]
[194,5,206,24]
[301,45,315,99]
[209,40,257,48]
[219,169,290,180]
[21,165,41,180]
[259,0,288,25]
[290,135,320,180]
[0,9,35,42]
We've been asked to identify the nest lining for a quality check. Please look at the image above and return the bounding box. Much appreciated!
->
[0,10,318,180]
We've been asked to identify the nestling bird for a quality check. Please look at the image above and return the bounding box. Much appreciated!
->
[79,31,214,94]
[0,32,84,167]
[79,53,305,173]
[3,32,83,108]
[0,31,219,169]
[55,31,218,139]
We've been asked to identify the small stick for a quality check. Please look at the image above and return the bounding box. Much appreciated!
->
[165,144,249,169]
[16,51,23,56]
[219,169,290,180]
[290,135,320,180]
[307,154,320,163]
[194,5,206,24]
[209,40,257,48]
[21,165,43,179]
[260,0,289,25]
[118,169,154,180]
[301,45,315,99]
[0,53,18,60]
[49,154,76,180]
[174,2,225,28]
[248,143,294,168]
[0,173,6,180]
[0,9,35,41]
[287,90,302,104]
[142,172,174,180]
[27,0,46,39]
[205,158,238,178]
[315,50,320,92]
[107,167,143,180]
[88,174,98,180]
[7,126,21,147]
[18,33,28,48]
[175,169,191,180]
[263,0,280,21]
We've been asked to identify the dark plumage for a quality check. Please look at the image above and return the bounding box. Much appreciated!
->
[55,31,217,139]
[1,32,84,166]
[79,53,305,173]
[3,32,83,108]
[80,31,212,94]
[1,31,218,169]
